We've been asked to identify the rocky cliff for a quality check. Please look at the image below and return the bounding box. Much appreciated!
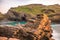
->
[5,4,60,23]
[0,14,54,40]
[49,13,60,23]
[0,12,5,21]
[0,4,60,23]
[5,10,35,21]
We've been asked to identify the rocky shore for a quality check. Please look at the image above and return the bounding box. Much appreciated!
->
[0,14,54,40]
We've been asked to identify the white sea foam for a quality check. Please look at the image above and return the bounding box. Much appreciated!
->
[52,24,60,40]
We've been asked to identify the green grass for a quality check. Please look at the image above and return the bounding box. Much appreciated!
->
[10,4,60,16]
[11,5,46,15]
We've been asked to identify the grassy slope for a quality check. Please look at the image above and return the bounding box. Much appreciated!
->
[10,4,45,15]
[10,4,60,16]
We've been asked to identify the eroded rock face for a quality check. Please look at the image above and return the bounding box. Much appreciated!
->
[5,10,35,21]
[0,14,53,40]
[49,13,60,23]
[0,12,5,21]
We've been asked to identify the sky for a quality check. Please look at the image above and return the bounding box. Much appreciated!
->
[0,0,60,14]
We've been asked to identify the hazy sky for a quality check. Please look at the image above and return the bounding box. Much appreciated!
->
[0,0,60,13]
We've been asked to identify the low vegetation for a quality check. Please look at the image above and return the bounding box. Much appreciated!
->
[10,4,60,16]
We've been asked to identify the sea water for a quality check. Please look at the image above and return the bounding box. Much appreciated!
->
[0,21,27,26]
[51,24,60,40]
[8,21,27,25]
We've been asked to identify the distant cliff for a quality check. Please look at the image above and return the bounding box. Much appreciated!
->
[0,4,60,23]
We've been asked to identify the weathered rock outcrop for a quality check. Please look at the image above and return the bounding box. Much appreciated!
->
[5,10,35,21]
[0,14,53,40]
[0,12,5,21]
[49,13,60,23]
